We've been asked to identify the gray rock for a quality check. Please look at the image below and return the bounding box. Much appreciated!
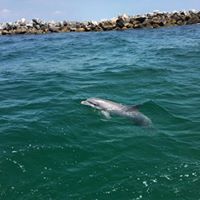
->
[87,21,100,31]
[4,23,12,31]
[15,26,28,34]
[76,28,85,32]
[26,23,33,28]
[35,24,41,30]
[135,16,146,23]
[32,18,43,25]
[70,27,76,32]
[99,20,115,31]
[17,18,27,26]
[116,17,125,28]
[186,16,200,24]
[2,30,10,35]
[63,21,68,26]
[48,23,60,32]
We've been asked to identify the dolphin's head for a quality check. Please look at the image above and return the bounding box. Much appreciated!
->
[81,98,104,110]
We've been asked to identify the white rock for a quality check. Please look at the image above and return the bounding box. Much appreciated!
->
[91,21,98,25]
[1,23,7,29]
[21,18,26,23]
[100,18,108,22]
[191,9,197,13]
[122,13,129,19]
[26,23,33,28]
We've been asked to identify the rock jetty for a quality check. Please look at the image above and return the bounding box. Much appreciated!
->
[0,10,200,35]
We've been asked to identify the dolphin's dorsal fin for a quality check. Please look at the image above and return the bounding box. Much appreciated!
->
[126,105,140,112]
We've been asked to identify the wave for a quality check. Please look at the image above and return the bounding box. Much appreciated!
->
[140,100,200,133]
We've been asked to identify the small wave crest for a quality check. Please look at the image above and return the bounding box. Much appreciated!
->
[140,100,200,133]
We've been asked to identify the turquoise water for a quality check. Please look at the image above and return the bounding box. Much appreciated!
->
[0,25,200,200]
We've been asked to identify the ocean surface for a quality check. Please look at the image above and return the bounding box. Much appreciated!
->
[0,24,200,200]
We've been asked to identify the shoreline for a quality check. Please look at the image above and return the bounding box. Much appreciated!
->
[0,10,200,36]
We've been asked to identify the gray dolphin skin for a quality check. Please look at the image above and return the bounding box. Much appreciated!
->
[81,98,152,127]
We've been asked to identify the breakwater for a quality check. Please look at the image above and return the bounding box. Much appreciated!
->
[0,10,200,35]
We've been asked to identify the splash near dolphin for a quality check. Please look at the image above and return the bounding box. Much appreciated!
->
[81,98,152,127]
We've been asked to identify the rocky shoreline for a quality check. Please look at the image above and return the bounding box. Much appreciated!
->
[0,10,200,35]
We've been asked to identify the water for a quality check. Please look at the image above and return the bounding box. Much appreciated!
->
[0,25,200,200]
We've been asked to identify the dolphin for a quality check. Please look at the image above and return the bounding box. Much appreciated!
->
[81,98,152,127]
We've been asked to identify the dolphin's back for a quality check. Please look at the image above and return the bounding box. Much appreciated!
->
[92,98,124,111]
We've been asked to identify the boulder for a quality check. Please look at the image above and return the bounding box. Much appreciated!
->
[63,20,68,26]
[32,18,43,25]
[34,24,41,30]
[176,20,185,25]
[133,23,144,29]
[15,26,28,34]
[40,25,48,31]
[121,14,130,23]
[32,29,44,34]
[60,26,70,32]
[171,12,182,23]
[142,22,153,28]
[17,18,27,26]
[66,22,76,31]
[151,16,163,24]
[152,24,160,28]
[75,22,82,29]
[87,21,100,31]
[122,26,128,30]
[116,17,125,28]
[49,26,60,32]
[26,23,33,28]
[186,16,200,24]
[9,23,17,30]
[4,23,12,31]
[2,30,10,35]
[99,20,115,30]
[197,11,200,18]
[129,17,136,24]
[76,28,85,32]
[130,17,147,27]
[0,24,3,31]
[84,27,91,31]
[135,16,146,23]
[167,18,178,25]
[124,23,133,28]
[70,27,77,32]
